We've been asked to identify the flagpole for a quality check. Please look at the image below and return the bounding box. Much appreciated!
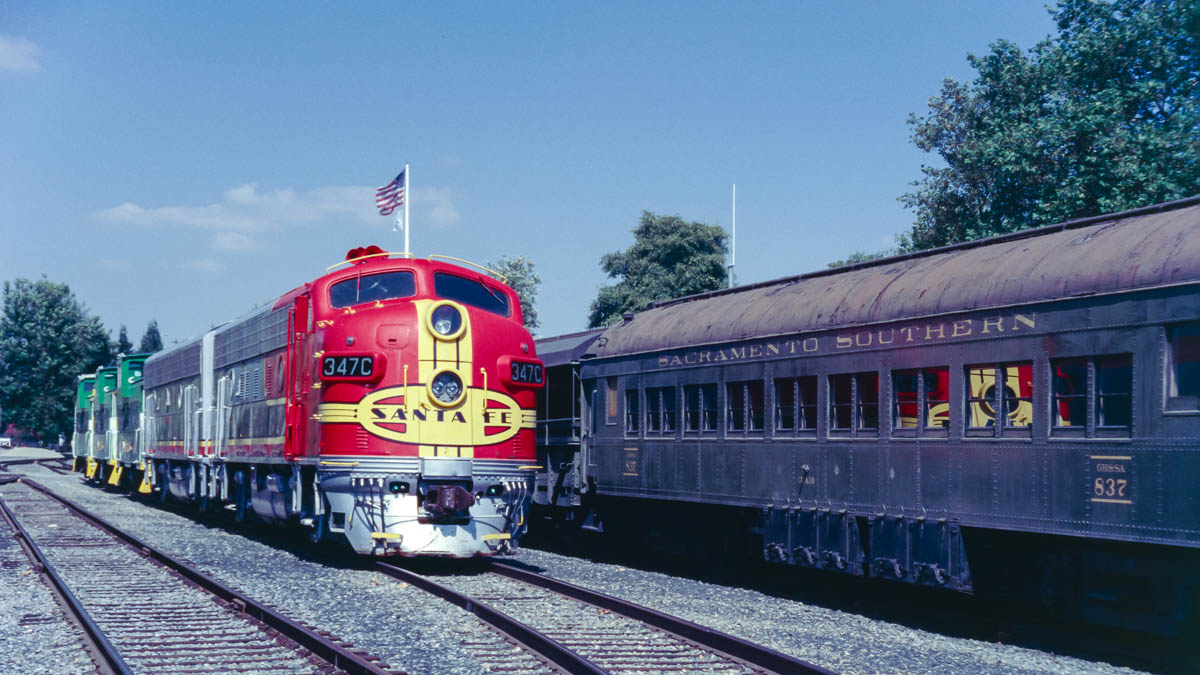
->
[403,163,411,255]
[728,183,736,288]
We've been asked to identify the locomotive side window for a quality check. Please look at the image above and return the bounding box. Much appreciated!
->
[684,384,718,433]
[433,272,511,317]
[624,389,639,436]
[1166,322,1200,411]
[330,271,416,308]
[966,362,1033,435]
[645,386,677,435]
[829,372,879,436]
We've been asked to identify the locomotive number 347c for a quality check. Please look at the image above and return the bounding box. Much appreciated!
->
[322,355,374,378]
[510,361,543,385]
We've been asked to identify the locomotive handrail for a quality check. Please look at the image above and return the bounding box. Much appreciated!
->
[427,254,508,284]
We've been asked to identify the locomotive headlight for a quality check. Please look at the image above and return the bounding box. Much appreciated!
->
[429,303,464,339]
[429,371,464,406]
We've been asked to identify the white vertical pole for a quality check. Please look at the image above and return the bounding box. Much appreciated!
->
[404,163,411,255]
[729,183,737,288]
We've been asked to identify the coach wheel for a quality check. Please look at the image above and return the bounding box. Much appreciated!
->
[232,470,251,525]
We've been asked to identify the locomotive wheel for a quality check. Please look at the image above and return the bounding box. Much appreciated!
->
[157,463,170,503]
[232,470,251,525]
[309,510,330,544]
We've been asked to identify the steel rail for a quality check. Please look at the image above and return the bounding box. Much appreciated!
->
[490,559,835,675]
[375,560,604,675]
[0,494,132,675]
[16,478,391,675]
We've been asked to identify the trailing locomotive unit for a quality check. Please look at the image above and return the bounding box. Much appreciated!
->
[537,197,1200,634]
[71,374,96,471]
[82,365,119,482]
[142,247,542,556]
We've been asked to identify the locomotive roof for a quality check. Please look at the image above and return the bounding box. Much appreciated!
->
[593,195,1200,359]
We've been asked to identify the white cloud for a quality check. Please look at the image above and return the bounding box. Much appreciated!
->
[414,187,461,227]
[180,259,226,274]
[98,258,133,271]
[0,36,42,72]
[97,182,463,254]
[211,231,261,252]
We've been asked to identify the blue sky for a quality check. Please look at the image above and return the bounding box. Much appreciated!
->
[1,2,1058,345]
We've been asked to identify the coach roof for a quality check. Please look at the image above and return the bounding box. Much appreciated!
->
[593,195,1200,359]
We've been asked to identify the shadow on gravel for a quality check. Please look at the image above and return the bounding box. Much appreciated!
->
[519,527,1182,674]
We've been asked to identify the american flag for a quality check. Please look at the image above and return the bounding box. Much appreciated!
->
[375,170,406,216]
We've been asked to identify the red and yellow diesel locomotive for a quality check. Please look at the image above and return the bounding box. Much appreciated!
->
[136,247,543,556]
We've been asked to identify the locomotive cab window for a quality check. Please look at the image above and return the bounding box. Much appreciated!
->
[330,271,416,308]
[829,372,878,437]
[434,272,511,317]
[1166,322,1200,412]
[966,362,1033,436]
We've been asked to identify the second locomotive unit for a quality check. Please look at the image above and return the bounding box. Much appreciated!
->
[89,246,544,557]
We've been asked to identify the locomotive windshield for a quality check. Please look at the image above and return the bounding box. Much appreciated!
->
[434,272,511,317]
[330,271,416,308]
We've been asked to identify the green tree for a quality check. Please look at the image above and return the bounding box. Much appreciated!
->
[488,256,541,332]
[588,211,728,328]
[139,319,163,353]
[901,0,1200,251]
[827,249,893,269]
[115,325,134,357]
[0,278,110,443]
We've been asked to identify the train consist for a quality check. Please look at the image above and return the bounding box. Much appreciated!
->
[532,196,1200,634]
[73,248,544,557]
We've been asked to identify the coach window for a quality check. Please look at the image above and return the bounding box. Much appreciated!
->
[1166,322,1200,412]
[775,376,819,438]
[624,389,639,436]
[605,377,618,425]
[1052,358,1088,436]
[966,362,1033,436]
[894,367,950,436]
[725,380,764,436]
[684,384,718,434]
[829,372,878,437]
[1053,355,1132,437]
[644,386,677,435]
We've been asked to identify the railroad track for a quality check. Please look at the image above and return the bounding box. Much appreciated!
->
[0,478,394,675]
[376,559,832,675]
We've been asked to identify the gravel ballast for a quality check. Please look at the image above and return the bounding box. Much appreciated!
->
[6,463,1151,674]
[0,496,97,674]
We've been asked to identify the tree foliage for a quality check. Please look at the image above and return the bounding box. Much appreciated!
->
[588,211,729,328]
[139,319,163,353]
[488,256,541,332]
[0,278,110,443]
[901,0,1200,251]
[115,325,134,358]
[827,249,893,269]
